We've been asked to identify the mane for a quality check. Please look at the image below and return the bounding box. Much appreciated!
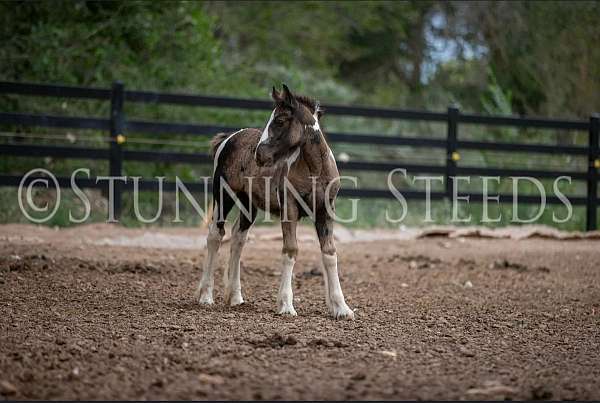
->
[294,94,321,115]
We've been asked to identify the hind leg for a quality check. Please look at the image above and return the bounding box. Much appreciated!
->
[224,203,256,306]
[195,193,235,304]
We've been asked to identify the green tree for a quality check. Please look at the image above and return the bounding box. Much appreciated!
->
[468,1,600,117]
[1,1,232,94]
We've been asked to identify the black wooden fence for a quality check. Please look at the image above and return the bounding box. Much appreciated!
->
[0,81,598,230]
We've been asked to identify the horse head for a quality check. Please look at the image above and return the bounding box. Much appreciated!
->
[254,84,323,168]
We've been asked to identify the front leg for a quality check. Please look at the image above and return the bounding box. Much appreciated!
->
[315,210,354,320]
[321,252,354,320]
[277,220,298,316]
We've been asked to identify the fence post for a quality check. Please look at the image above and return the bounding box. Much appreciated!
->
[109,81,125,220]
[586,113,599,231]
[446,105,459,197]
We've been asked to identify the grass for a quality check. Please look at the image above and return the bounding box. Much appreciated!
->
[1,184,591,232]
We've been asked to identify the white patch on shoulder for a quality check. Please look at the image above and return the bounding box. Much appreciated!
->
[213,129,246,175]
[254,109,276,160]
[328,148,335,162]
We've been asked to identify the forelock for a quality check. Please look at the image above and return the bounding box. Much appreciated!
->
[294,94,320,115]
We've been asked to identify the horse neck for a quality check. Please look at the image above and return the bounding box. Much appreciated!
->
[299,132,331,176]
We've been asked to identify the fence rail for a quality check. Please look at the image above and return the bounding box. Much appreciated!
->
[1,81,598,229]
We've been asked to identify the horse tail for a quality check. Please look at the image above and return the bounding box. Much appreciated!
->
[210,132,230,157]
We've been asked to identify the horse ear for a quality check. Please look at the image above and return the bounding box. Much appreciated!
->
[281,83,298,109]
[271,86,282,102]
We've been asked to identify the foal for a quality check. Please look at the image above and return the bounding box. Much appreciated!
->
[195,84,354,320]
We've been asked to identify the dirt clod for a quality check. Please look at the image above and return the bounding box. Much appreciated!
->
[378,350,397,360]
[536,266,551,273]
[458,346,475,357]
[251,333,298,348]
[466,380,517,398]
[308,338,332,348]
[490,259,528,272]
[531,385,553,400]
[198,374,224,385]
[403,254,442,269]
[351,373,366,381]
[0,380,17,395]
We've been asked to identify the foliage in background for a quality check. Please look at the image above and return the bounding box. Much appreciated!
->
[0,0,599,230]
[468,1,600,118]
[2,2,227,93]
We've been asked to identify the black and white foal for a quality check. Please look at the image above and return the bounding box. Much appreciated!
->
[195,85,354,320]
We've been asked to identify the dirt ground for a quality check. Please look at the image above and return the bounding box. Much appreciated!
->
[1,223,599,400]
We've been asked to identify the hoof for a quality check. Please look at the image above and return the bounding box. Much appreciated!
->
[225,288,245,306]
[277,305,298,316]
[195,283,214,305]
[198,294,214,305]
[331,305,355,320]
[277,300,298,316]
[228,295,245,306]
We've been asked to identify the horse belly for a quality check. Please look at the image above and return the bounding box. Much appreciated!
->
[244,180,281,214]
